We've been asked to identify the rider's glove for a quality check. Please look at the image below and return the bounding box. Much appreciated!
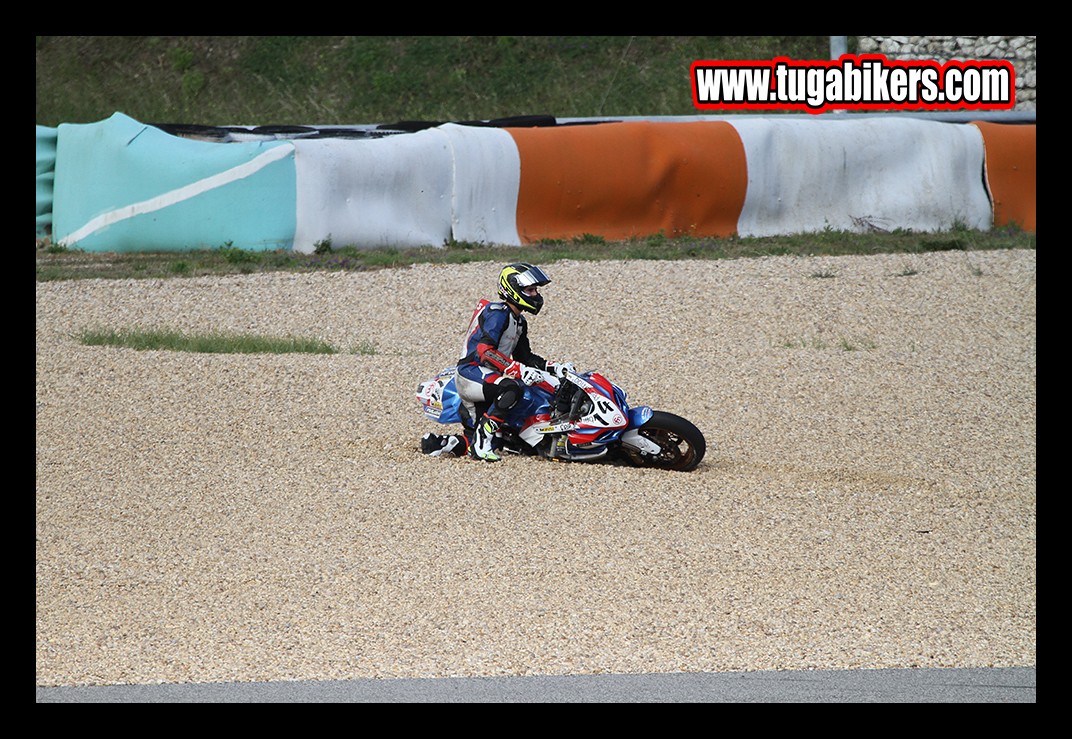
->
[520,365,545,386]
[546,361,576,379]
[430,434,465,458]
[502,361,524,380]
[503,360,543,386]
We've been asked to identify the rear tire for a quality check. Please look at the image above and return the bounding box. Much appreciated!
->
[619,411,706,471]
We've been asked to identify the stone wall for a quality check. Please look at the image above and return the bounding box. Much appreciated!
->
[856,36,1036,110]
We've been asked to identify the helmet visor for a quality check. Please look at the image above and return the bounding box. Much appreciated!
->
[513,265,551,288]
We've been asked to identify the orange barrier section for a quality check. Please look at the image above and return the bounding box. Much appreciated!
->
[971,122,1036,232]
[507,121,748,243]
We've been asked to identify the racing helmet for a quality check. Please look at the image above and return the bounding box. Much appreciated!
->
[498,263,551,315]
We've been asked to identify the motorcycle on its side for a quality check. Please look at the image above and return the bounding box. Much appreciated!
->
[416,365,706,472]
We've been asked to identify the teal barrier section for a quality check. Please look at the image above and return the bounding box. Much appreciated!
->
[52,112,297,252]
[36,125,57,238]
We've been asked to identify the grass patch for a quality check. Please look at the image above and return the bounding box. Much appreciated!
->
[36,226,1036,283]
[77,327,342,355]
[780,335,877,351]
[36,36,835,127]
[351,339,378,356]
[838,336,877,352]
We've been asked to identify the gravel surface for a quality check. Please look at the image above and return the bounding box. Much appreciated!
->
[36,250,1036,687]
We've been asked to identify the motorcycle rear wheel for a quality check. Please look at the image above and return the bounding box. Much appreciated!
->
[619,411,706,472]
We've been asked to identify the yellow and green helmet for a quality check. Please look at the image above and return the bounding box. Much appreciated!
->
[498,263,551,315]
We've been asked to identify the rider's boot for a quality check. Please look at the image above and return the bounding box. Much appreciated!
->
[470,414,503,462]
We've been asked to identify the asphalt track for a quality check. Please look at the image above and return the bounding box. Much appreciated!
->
[36,667,1035,703]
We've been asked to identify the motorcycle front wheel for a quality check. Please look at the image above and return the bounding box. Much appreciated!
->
[619,411,706,472]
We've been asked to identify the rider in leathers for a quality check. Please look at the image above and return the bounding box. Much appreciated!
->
[422,263,573,461]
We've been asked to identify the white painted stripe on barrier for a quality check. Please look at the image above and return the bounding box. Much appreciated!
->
[729,118,991,236]
[59,143,295,246]
[292,129,455,253]
[440,123,522,246]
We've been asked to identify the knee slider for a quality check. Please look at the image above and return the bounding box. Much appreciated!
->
[491,378,522,412]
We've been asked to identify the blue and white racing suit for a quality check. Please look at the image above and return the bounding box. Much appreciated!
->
[455,298,548,427]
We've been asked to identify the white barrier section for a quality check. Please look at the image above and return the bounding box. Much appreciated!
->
[730,118,992,236]
[440,123,523,246]
[292,128,455,253]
